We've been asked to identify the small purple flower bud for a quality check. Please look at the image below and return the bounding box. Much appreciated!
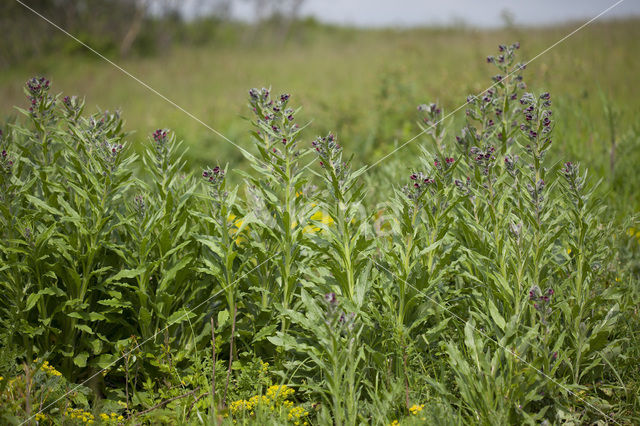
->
[324,292,337,305]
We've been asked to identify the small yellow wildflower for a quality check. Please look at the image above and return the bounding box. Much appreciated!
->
[39,360,62,377]
[266,384,295,400]
[288,405,309,421]
[567,248,571,255]
[409,404,424,415]
[389,420,399,426]
[0,376,3,381]
[35,413,46,422]
[63,408,94,423]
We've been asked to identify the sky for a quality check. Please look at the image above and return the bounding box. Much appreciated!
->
[180,0,640,28]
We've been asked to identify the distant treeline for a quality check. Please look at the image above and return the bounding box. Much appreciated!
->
[1,0,311,68]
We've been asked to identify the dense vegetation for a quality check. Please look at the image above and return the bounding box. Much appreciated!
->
[0,39,639,425]
[2,18,639,218]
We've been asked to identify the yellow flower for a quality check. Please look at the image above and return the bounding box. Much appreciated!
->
[389,420,399,426]
[266,384,295,400]
[566,248,572,255]
[288,405,308,421]
[228,214,249,245]
[409,404,424,415]
[0,376,3,381]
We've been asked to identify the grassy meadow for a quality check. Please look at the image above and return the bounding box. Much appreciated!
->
[1,16,640,425]
[1,19,640,209]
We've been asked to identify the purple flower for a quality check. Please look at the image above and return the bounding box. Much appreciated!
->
[324,292,337,305]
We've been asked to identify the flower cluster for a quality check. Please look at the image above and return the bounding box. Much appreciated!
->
[288,405,309,425]
[402,171,435,204]
[202,166,226,203]
[1,146,14,177]
[409,403,424,415]
[433,156,454,170]
[526,179,545,203]
[465,44,527,153]
[229,384,307,424]
[311,133,339,167]
[486,42,521,66]
[62,95,83,121]
[529,285,554,325]
[249,88,298,151]
[465,88,500,122]
[503,154,520,177]
[454,176,472,196]
[417,102,444,139]
[519,92,553,153]
[134,194,145,218]
[560,161,584,191]
[469,145,496,175]
[152,128,170,163]
[64,407,94,423]
[322,293,357,333]
[312,133,351,190]
[99,412,125,424]
[104,142,124,163]
[266,384,295,401]
[26,77,56,120]
[39,360,62,377]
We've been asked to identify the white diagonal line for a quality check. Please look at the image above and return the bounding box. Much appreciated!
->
[364,0,626,173]
[372,259,621,425]
[15,0,256,161]
[20,253,278,425]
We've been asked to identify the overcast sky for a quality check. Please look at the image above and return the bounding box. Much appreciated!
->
[182,0,640,28]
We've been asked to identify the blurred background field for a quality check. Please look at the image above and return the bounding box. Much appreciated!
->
[1,1,639,215]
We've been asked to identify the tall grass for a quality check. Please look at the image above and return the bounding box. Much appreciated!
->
[0,44,638,425]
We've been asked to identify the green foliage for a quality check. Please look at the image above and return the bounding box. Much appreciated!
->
[0,44,638,425]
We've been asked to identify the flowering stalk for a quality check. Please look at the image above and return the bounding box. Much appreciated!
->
[312,133,371,305]
[201,165,238,315]
[246,88,310,330]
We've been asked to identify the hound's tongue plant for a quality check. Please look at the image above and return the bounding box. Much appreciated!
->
[0,44,635,425]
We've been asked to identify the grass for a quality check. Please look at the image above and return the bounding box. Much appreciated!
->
[1,17,639,426]
[1,19,639,196]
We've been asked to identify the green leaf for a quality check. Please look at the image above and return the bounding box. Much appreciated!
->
[488,299,506,331]
[73,352,89,367]
[167,309,194,325]
[25,293,41,311]
[217,310,230,329]
[75,324,94,334]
